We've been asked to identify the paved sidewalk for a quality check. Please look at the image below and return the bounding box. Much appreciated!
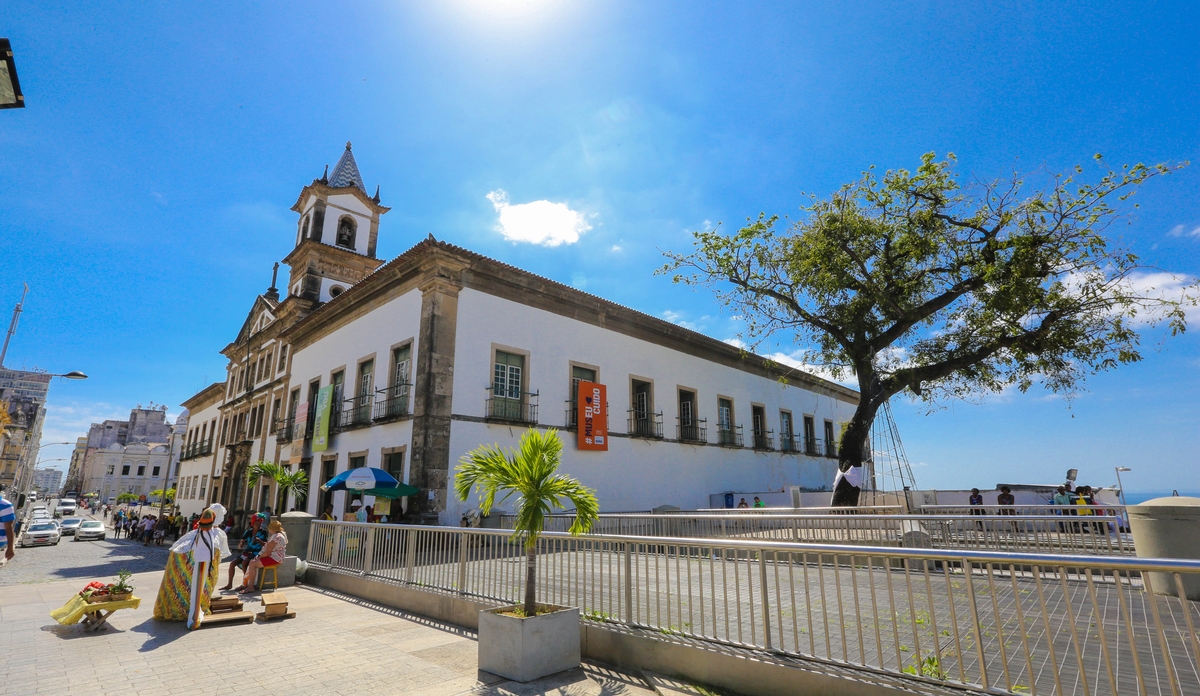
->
[0,570,657,696]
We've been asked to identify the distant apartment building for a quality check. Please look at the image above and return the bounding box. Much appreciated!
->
[62,436,87,494]
[31,467,62,496]
[0,368,52,496]
[78,405,187,501]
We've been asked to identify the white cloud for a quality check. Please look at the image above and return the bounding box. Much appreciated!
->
[1168,224,1200,239]
[663,310,700,331]
[486,190,591,246]
[610,245,623,252]
[1117,271,1199,324]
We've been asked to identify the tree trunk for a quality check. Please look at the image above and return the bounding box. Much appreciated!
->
[524,542,537,617]
[830,393,879,508]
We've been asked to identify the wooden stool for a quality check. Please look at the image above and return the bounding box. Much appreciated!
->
[257,565,278,592]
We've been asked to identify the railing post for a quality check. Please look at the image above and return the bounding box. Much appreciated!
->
[759,548,772,650]
[362,525,375,576]
[404,527,417,583]
[306,520,317,563]
[457,531,469,594]
[331,523,343,568]
[623,542,633,624]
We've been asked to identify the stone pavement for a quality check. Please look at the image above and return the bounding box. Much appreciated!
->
[0,570,659,696]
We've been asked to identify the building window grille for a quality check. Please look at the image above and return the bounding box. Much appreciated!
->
[565,365,597,429]
[488,351,536,423]
[824,420,838,458]
[780,411,797,453]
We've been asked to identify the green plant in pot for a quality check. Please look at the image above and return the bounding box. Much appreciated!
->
[455,428,598,681]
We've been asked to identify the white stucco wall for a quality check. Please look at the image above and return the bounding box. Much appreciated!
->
[443,289,857,522]
[288,287,424,514]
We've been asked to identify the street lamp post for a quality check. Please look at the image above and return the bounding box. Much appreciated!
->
[1115,467,1132,507]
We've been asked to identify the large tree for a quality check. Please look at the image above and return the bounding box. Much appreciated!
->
[662,154,1194,506]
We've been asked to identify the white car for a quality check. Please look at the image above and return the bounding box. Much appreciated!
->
[20,522,60,547]
[75,520,106,541]
[58,498,77,516]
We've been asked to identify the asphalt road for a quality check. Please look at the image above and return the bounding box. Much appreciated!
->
[0,503,172,587]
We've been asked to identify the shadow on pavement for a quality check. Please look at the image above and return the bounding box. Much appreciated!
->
[129,616,190,651]
[40,623,126,639]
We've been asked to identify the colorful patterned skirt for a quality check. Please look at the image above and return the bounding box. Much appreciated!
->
[152,550,220,621]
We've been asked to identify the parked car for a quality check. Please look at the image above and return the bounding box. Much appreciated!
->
[20,522,60,547]
[59,517,83,536]
[75,520,106,541]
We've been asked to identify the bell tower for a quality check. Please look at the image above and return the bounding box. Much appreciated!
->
[283,142,390,303]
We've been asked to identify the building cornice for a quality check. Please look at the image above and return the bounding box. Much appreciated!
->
[280,239,860,404]
[291,181,391,216]
[181,382,227,412]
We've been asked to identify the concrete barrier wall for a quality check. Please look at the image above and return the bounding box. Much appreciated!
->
[304,567,926,696]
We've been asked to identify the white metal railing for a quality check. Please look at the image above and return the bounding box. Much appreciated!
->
[922,504,1128,518]
[500,513,1136,556]
[307,521,1199,696]
[687,505,904,515]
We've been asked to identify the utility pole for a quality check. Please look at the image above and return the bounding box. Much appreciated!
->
[0,283,28,368]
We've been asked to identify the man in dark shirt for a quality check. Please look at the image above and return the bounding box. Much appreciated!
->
[219,513,268,591]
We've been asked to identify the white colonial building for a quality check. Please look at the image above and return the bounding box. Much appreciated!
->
[178,143,859,526]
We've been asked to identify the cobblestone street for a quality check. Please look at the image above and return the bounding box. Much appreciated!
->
[0,510,172,587]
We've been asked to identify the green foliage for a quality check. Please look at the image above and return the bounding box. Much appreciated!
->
[111,569,134,594]
[247,460,309,508]
[455,428,599,549]
[116,492,139,504]
[455,428,599,616]
[149,488,176,503]
[903,655,948,681]
[662,153,1195,482]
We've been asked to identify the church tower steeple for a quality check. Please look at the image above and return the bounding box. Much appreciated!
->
[282,142,390,303]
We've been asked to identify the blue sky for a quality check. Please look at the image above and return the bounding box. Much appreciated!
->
[2,1,1197,494]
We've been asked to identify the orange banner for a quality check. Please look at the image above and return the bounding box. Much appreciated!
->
[576,381,607,451]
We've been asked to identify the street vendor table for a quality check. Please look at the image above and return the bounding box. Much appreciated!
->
[51,595,141,632]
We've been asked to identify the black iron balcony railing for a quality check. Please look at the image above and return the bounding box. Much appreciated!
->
[486,388,538,424]
[627,409,663,439]
[373,383,412,422]
[304,403,317,440]
[779,432,799,453]
[802,437,838,457]
[335,396,372,431]
[717,424,744,447]
[676,417,707,444]
[752,429,774,451]
[565,400,610,431]
[273,416,295,443]
[182,438,214,460]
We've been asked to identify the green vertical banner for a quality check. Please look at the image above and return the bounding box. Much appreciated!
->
[312,385,333,452]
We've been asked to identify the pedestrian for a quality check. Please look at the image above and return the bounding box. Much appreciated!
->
[1,493,16,565]
[752,496,765,508]
[238,520,288,594]
[969,488,985,529]
[352,500,367,522]
[736,498,749,509]
[996,486,1015,514]
[1053,486,1071,531]
[320,504,335,521]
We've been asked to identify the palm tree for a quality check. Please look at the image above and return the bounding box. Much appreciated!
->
[455,428,598,617]
[247,461,309,512]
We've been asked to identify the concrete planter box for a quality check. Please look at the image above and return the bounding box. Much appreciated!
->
[478,604,580,682]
